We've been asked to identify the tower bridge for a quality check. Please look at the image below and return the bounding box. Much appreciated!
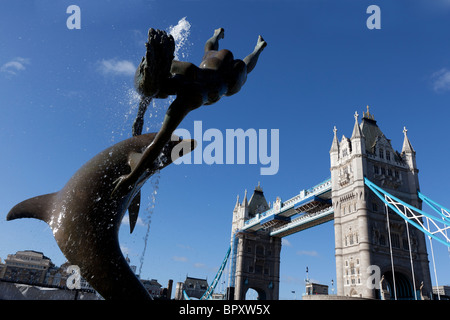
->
[183,107,450,301]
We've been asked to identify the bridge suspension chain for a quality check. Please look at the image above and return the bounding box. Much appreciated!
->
[200,245,231,300]
[365,177,450,300]
[364,178,450,248]
[183,245,231,300]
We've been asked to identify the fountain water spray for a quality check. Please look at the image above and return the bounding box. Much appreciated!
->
[133,17,192,275]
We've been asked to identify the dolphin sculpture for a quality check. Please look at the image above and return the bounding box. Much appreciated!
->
[6,133,196,300]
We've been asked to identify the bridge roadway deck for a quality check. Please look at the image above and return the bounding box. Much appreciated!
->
[241,178,334,237]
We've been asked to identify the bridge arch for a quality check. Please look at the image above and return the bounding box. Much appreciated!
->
[383,270,414,300]
[245,287,266,300]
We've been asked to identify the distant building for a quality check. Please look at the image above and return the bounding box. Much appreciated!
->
[175,276,209,300]
[433,285,450,300]
[305,282,329,296]
[0,250,56,285]
[0,250,171,300]
[141,279,162,298]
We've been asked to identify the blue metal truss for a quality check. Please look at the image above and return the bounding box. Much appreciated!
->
[183,245,231,300]
[200,245,231,300]
[364,178,450,248]
[418,191,450,223]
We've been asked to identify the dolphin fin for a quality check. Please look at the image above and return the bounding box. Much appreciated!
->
[127,151,143,234]
[128,191,140,234]
[6,193,57,223]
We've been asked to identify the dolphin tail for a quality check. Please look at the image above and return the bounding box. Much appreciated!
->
[6,193,57,223]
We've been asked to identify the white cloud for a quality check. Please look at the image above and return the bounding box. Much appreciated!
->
[296,250,319,257]
[177,244,193,250]
[172,256,188,262]
[194,262,206,269]
[431,68,450,92]
[98,58,136,76]
[1,57,30,75]
[282,238,292,247]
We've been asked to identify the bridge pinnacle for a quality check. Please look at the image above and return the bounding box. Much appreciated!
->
[363,105,375,120]
[351,110,363,139]
[402,126,415,154]
[330,126,339,154]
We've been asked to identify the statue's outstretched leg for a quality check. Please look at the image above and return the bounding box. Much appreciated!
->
[204,28,224,52]
[243,35,267,74]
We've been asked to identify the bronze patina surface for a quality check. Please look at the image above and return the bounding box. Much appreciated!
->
[7,134,195,300]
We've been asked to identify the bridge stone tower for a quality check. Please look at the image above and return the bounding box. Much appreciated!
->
[330,107,432,299]
[229,184,282,300]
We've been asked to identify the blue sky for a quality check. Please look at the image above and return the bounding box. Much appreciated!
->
[0,0,450,300]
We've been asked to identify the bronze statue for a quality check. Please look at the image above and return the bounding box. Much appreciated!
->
[7,134,196,300]
[7,27,265,300]
[114,27,266,196]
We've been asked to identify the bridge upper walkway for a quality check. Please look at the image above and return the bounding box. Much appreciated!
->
[241,178,333,237]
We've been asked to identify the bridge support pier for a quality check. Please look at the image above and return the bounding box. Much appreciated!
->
[233,232,281,300]
[330,108,432,299]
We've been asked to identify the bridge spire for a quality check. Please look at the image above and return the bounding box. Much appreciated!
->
[402,126,415,154]
[242,189,248,207]
[351,110,363,139]
[330,126,339,154]
[234,194,240,211]
[401,126,417,173]
[363,105,375,120]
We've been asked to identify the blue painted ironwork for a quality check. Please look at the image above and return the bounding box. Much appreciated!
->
[182,245,231,300]
[242,178,332,231]
[364,177,450,248]
[228,232,238,289]
[270,206,334,237]
[418,191,450,223]
[200,245,231,300]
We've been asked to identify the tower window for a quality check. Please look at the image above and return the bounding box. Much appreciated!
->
[374,165,380,174]
[379,148,384,159]
[380,234,386,246]
[386,151,391,161]
[372,202,378,212]
[392,234,400,248]
[403,238,409,250]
